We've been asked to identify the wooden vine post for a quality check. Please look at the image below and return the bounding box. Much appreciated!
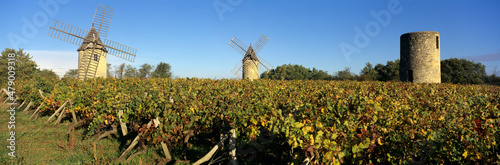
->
[21,101,33,114]
[45,100,69,124]
[69,100,78,124]
[17,101,26,109]
[54,107,67,125]
[38,89,44,98]
[2,88,12,104]
[229,129,237,164]
[29,102,45,121]
[161,141,172,162]
[193,129,237,165]
[118,110,128,136]
[117,120,153,161]
[28,89,48,120]
[12,97,18,106]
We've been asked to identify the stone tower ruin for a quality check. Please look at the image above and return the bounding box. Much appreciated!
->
[400,31,441,83]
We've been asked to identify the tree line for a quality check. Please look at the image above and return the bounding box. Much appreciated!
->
[63,62,172,79]
[1,48,498,85]
[0,48,173,85]
[261,59,500,85]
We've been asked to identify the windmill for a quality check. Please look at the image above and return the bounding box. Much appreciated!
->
[229,34,273,80]
[48,4,136,80]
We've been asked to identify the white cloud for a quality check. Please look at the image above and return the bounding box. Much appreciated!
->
[25,50,78,77]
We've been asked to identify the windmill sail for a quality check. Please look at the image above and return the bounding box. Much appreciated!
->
[48,20,88,45]
[253,34,269,55]
[92,4,114,38]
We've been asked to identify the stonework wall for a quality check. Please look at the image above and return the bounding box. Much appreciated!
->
[243,59,259,80]
[78,49,107,80]
[400,31,441,83]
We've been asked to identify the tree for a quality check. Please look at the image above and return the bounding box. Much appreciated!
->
[138,63,154,78]
[152,62,172,78]
[334,67,357,80]
[114,63,126,79]
[124,64,138,78]
[260,64,292,80]
[64,69,78,78]
[359,62,378,81]
[286,64,310,80]
[484,66,500,85]
[107,63,112,78]
[375,59,400,81]
[374,64,385,81]
[311,68,331,80]
[37,69,59,79]
[0,48,38,85]
[441,58,486,84]
[260,64,331,80]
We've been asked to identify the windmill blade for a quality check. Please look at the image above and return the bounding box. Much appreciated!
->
[229,36,248,56]
[253,34,269,55]
[256,54,273,72]
[231,62,243,76]
[48,19,87,46]
[103,39,137,62]
[92,4,114,38]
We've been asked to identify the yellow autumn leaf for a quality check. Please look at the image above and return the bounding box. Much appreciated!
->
[293,140,299,148]
[439,116,444,121]
[260,118,267,127]
[104,120,108,125]
[462,150,468,158]
[333,159,341,165]
[302,126,313,133]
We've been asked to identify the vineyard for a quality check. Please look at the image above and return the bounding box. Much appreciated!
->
[2,77,500,164]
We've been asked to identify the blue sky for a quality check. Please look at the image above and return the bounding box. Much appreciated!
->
[1,0,499,78]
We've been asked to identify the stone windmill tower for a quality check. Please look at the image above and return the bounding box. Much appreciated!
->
[48,4,137,80]
[76,26,108,78]
[400,31,441,83]
[229,35,273,80]
[242,45,259,79]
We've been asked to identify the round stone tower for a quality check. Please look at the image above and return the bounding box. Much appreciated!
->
[400,31,441,83]
[243,59,259,80]
[242,45,259,80]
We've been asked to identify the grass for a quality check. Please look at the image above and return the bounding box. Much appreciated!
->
[0,100,165,164]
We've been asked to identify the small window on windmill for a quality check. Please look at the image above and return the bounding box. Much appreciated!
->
[93,54,98,61]
[436,36,439,49]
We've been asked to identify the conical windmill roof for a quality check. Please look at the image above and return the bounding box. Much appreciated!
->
[77,26,108,53]
[243,46,259,61]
